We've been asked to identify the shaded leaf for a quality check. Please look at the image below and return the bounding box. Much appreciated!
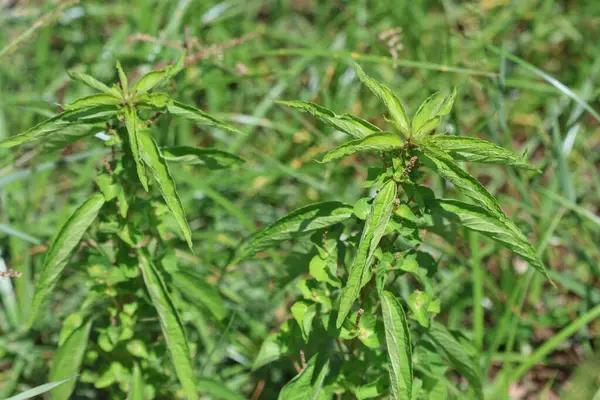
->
[172,270,227,321]
[322,132,403,163]
[139,128,193,250]
[278,100,380,139]
[291,301,317,342]
[381,291,413,400]
[127,363,145,400]
[278,354,330,400]
[138,251,197,399]
[231,201,353,265]
[28,194,104,327]
[48,318,92,400]
[197,378,247,400]
[124,106,149,191]
[162,146,244,169]
[133,56,183,95]
[337,180,397,328]
[354,63,410,136]
[408,291,433,327]
[166,100,241,134]
[39,124,97,154]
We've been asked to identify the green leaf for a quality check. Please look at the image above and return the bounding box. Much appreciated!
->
[166,100,241,134]
[127,363,145,400]
[196,378,247,400]
[116,60,128,94]
[407,290,433,327]
[381,291,413,400]
[278,354,330,400]
[135,92,173,109]
[138,251,197,400]
[427,322,483,400]
[354,63,410,136]
[278,100,380,139]
[322,132,404,163]
[162,146,245,169]
[434,198,550,280]
[424,135,539,171]
[39,124,98,154]
[337,180,397,328]
[309,240,341,288]
[172,270,227,321]
[139,129,193,250]
[64,94,122,111]
[68,70,120,96]
[291,301,316,343]
[48,318,92,400]
[124,106,149,191]
[5,377,77,400]
[133,56,184,95]
[28,194,104,327]
[231,201,353,265]
[412,89,456,137]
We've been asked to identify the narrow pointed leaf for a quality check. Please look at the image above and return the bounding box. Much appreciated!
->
[337,180,397,328]
[278,354,330,400]
[354,63,409,136]
[434,198,549,279]
[322,132,403,163]
[5,377,77,400]
[166,100,241,134]
[38,124,97,154]
[138,251,197,400]
[68,70,119,96]
[48,318,92,400]
[197,378,247,400]
[127,363,145,400]
[278,100,380,139]
[28,193,104,327]
[427,321,483,399]
[162,146,244,169]
[412,88,456,137]
[424,135,539,171]
[381,291,412,400]
[231,201,353,265]
[139,129,193,250]
[63,94,122,110]
[172,270,227,321]
[133,56,184,95]
[116,60,128,94]
[124,106,149,191]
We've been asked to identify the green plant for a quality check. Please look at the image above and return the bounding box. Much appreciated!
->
[232,64,549,399]
[0,57,244,399]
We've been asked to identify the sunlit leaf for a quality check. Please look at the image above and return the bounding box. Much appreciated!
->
[166,100,241,134]
[124,106,149,191]
[322,132,403,163]
[162,146,244,169]
[278,353,330,400]
[133,56,184,95]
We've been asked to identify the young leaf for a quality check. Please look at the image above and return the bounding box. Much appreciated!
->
[124,106,149,191]
[354,63,410,136]
[166,100,241,134]
[116,60,128,95]
[28,193,105,327]
[231,201,353,265]
[381,291,413,400]
[68,70,119,96]
[278,100,380,139]
[139,129,193,250]
[278,354,330,400]
[5,377,77,400]
[424,135,539,171]
[337,180,397,328]
[434,198,550,280]
[412,88,456,137]
[172,270,227,321]
[48,318,93,400]
[427,322,483,400]
[138,251,197,400]
[63,94,122,111]
[322,132,404,163]
[132,56,184,95]
[290,301,317,343]
[162,146,245,169]
[127,363,145,400]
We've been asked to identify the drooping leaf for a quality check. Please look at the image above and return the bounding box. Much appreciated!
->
[172,270,227,321]
[133,56,184,95]
[427,322,483,400]
[196,378,247,400]
[337,180,397,328]
[291,301,317,342]
[5,377,77,400]
[124,106,149,191]
[354,63,410,136]
[322,132,404,163]
[434,198,549,279]
[138,251,197,400]
[162,146,244,169]
[381,291,412,400]
[116,60,128,94]
[278,354,330,400]
[166,100,241,134]
[39,124,97,154]
[28,193,104,327]
[424,135,539,171]
[139,129,193,250]
[278,100,380,139]
[63,94,122,111]
[231,201,353,265]
[412,88,456,137]
[127,363,145,400]
[252,320,300,370]
[48,318,92,400]
[67,70,120,96]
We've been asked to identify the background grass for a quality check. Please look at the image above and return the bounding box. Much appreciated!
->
[0,0,599,398]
